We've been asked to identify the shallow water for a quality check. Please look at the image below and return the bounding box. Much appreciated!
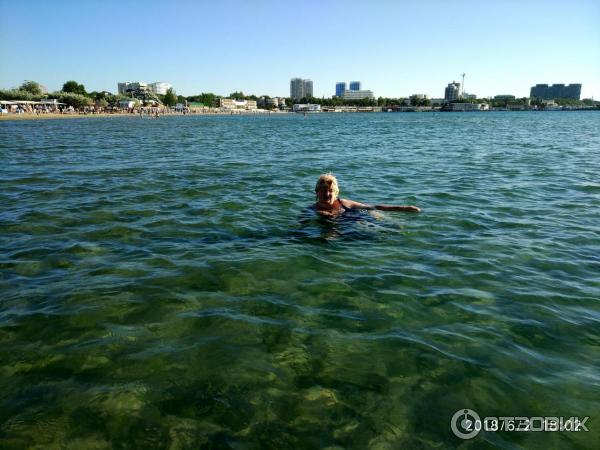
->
[1,112,599,449]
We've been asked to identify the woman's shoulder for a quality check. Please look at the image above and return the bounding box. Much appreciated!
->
[339,198,355,206]
[337,199,353,211]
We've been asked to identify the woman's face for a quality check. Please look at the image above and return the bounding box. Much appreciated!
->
[316,179,337,205]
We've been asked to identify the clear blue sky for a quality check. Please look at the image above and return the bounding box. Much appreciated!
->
[1,0,599,99]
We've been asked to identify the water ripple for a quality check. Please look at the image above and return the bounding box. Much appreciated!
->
[1,112,599,448]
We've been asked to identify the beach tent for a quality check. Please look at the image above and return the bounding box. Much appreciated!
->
[40,99,66,105]
[0,100,65,105]
[0,100,15,113]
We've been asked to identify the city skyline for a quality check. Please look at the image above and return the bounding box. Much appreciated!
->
[1,0,599,99]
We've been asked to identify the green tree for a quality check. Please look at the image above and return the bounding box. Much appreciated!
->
[555,98,583,106]
[0,89,37,101]
[19,80,44,96]
[52,92,93,108]
[451,97,479,104]
[62,80,87,96]
[89,91,111,102]
[409,95,431,107]
[105,95,120,107]
[185,92,219,106]
[201,93,218,107]
[229,91,245,99]
[163,88,177,106]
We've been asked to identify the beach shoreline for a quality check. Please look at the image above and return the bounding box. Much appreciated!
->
[0,110,293,121]
[3,109,595,121]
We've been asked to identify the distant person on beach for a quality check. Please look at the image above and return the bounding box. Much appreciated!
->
[313,173,421,215]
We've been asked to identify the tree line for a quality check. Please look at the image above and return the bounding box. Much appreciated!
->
[0,80,127,108]
[183,92,430,108]
[2,80,597,109]
[0,80,187,109]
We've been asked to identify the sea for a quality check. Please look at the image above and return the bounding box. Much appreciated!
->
[1,111,599,449]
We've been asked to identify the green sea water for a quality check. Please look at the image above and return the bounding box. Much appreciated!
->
[1,112,599,449]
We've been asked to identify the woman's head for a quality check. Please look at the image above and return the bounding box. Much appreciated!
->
[315,173,339,205]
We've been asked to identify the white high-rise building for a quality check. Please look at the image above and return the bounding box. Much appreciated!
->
[342,90,374,100]
[118,81,148,95]
[303,79,313,97]
[118,81,172,95]
[290,78,304,99]
[118,82,133,95]
[149,82,172,95]
[290,78,313,99]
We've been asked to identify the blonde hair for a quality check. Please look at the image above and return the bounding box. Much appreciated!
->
[315,173,339,199]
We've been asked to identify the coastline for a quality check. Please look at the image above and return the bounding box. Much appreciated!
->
[2,108,597,122]
[0,110,293,121]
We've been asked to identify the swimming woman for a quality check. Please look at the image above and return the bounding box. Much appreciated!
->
[314,173,421,215]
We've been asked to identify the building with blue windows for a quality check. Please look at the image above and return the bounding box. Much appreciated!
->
[335,82,346,97]
[334,80,374,100]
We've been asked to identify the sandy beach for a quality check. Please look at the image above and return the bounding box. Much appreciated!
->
[1,112,140,121]
[0,110,290,121]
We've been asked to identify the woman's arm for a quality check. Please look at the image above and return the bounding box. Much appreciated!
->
[340,199,375,210]
[375,204,421,213]
[340,199,421,213]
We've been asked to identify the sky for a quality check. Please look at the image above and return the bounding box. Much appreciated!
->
[1,0,599,99]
